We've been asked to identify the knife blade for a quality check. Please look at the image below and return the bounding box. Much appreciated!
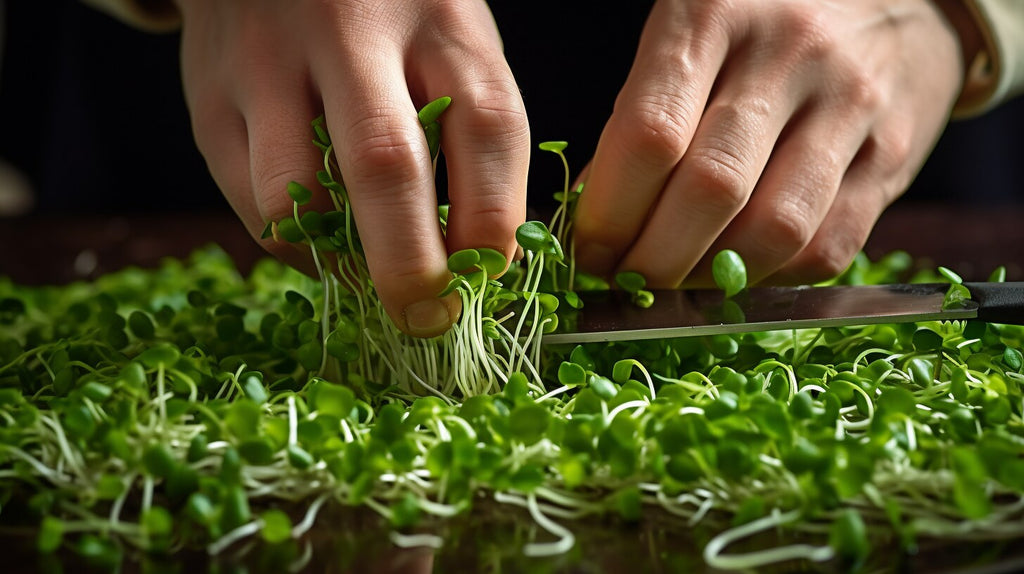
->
[541,282,1024,345]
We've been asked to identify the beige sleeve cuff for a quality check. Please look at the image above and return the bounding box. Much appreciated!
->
[81,0,180,33]
[956,0,1024,116]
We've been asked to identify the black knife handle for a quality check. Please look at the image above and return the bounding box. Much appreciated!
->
[963,282,1024,325]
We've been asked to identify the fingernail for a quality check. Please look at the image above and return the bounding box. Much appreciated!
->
[575,243,618,276]
[404,298,452,338]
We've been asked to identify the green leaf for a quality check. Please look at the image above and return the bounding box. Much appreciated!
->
[136,344,181,369]
[242,375,269,405]
[37,516,64,553]
[188,434,209,463]
[235,437,274,466]
[1003,346,1023,371]
[225,399,262,439]
[80,382,113,403]
[128,310,155,339]
[424,121,442,160]
[390,492,422,528]
[988,266,1007,283]
[588,375,617,401]
[937,266,963,284]
[326,332,360,362]
[276,217,305,243]
[877,387,917,418]
[476,248,508,276]
[287,181,313,205]
[287,444,315,470]
[515,221,562,258]
[261,509,293,544]
[557,361,587,387]
[943,284,971,310]
[952,447,992,519]
[417,96,452,127]
[712,249,747,297]
[611,359,638,384]
[829,509,869,566]
[142,443,177,479]
[447,249,481,273]
[912,328,943,352]
[613,271,645,294]
[142,507,173,540]
[538,141,568,153]
[509,403,550,446]
[300,210,323,235]
[309,380,355,418]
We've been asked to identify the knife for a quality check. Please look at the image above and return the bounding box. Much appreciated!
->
[541,282,1024,345]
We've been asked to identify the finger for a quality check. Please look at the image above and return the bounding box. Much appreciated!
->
[239,76,331,272]
[769,126,911,284]
[413,8,530,270]
[313,44,458,338]
[189,98,253,232]
[615,56,808,288]
[767,161,890,285]
[677,104,874,287]
[572,0,731,277]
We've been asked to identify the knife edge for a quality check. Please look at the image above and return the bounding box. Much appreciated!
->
[540,283,991,345]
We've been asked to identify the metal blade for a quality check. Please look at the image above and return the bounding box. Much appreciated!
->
[542,283,978,345]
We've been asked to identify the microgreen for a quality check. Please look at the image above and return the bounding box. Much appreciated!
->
[712,249,747,297]
[1,105,1022,573]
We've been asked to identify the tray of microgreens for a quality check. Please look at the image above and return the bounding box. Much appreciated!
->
[0,98,1022,572]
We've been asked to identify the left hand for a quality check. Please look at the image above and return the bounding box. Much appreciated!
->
[572,0,967,288]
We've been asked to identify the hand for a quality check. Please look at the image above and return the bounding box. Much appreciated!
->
[177,0,529,336]
[572,0,966,288]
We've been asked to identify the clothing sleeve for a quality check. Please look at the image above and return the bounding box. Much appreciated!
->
[957,0,1024,116]
[80,0,180,33]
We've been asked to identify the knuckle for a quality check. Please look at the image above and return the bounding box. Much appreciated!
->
[684,146,751,214]
[615,95,693,166]
[836,64,883,115]
[688,0,738,32]
[776,4,834,61]
[461,79,531,145]
[347,116,424,184]
[761,202,817,256]
[420,0,479,34]
[874,126,913,172]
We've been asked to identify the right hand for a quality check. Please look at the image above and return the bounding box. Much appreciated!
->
[177,0,530,337]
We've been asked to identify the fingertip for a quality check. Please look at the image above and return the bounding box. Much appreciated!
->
[399,292,462,338]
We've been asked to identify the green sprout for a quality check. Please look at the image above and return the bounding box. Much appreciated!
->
[712,249,747,298]
[0,100,1022,573]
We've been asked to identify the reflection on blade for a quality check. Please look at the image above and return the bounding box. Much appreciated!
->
[542,283,979,345]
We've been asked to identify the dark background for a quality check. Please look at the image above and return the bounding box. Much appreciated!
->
[1,0,1021,216]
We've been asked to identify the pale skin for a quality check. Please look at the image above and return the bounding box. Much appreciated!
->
[176,0,978,337]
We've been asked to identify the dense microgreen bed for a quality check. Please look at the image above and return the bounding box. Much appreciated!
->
[1,100,1023,571]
